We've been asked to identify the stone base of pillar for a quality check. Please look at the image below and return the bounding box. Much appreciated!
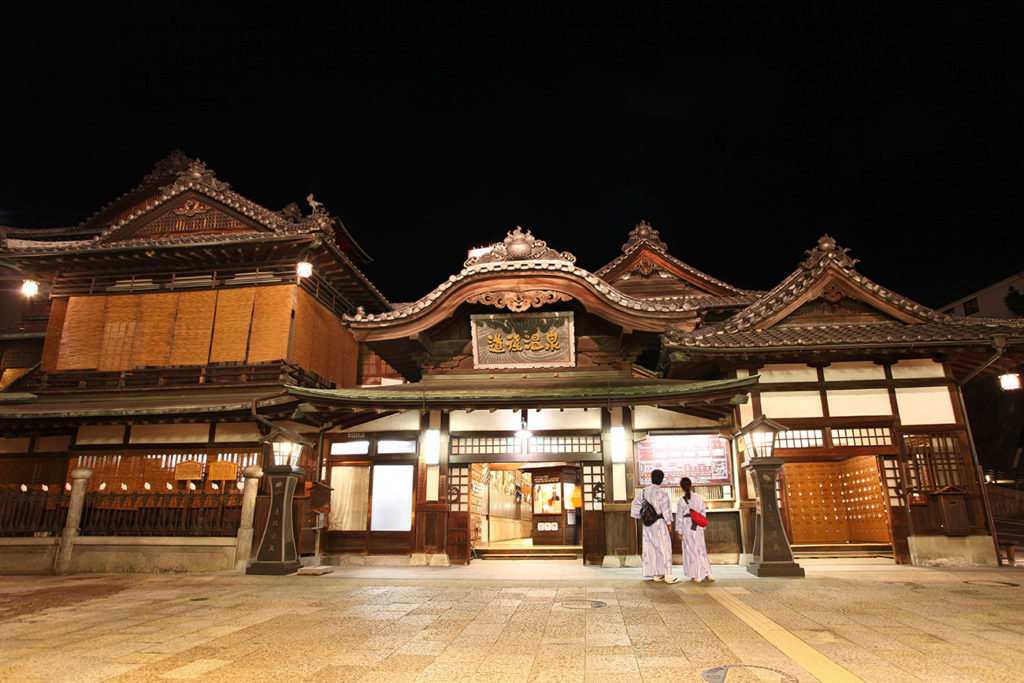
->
[747,559,805,577]
[246,560,302,575]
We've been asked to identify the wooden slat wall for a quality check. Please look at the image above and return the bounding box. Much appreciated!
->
[98,295,139,371]
[40,298,68,372]
[209,288,256,363]
[168,291,218,366]
[290,288,359,387]
[56,297,105,370]
[247,285,293,363]
[48,286,297,372]
[134,292,178,367]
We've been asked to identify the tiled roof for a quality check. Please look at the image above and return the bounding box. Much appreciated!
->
[664,235,1024,351]
[594,220,751,296]
[287,374,758,408]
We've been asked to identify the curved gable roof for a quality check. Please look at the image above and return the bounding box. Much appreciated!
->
[664,235,1024,352]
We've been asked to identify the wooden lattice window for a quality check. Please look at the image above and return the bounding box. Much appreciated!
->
[832,427,893,447]
[901,433,970,492]
[448,466,470,512]
[528,435,602,454]
[582,464,604,511]
[450,437,520,455]
[776,430,824,449]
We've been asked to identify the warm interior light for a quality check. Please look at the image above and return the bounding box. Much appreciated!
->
[272,440,303,466]
[424,429,441,464]
[21,280,39,297]
[515,426,533,441]
[296,261,313,278]
[610,425,626,463]
[999,372,1022,391]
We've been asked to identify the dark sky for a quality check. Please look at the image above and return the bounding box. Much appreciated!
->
[2,5,1021,307]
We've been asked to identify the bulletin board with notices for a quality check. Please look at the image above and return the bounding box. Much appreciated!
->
[635,434,732,487]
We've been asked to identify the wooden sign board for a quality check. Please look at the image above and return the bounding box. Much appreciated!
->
[470,312,575,369]
[635,434,732,486]
[174,460,204,481]
[208,461,238,481]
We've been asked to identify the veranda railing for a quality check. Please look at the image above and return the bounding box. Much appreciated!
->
[79,491,243,537]
[0,488,70,537]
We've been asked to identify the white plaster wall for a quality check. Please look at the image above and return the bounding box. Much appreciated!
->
[822,362,886,381]
[895,387,957,425]
[76,425,125,445]
[342,411,421,432]
[891,358,947,379]
[527,409,601,431]
[130,424,210,444]
[633,406,718,430]
[759,364,819,383]
[450,409,520,431]
[827,389,892,417]
[760,391,824,418]
[214,422,262,442]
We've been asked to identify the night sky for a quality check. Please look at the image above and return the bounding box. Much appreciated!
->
[2,5,1021,307]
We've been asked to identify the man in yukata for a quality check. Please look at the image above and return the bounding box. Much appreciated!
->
[630,469,680,583]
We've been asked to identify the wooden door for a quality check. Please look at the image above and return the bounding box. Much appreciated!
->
[784,462,848,544]
[881,456,911,563]
[446,465,471,564]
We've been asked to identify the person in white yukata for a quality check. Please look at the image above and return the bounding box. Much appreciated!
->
[676,476,714,582]
[630,469,680,583]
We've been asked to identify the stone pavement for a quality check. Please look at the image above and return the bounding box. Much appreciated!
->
[1,559,1023,682]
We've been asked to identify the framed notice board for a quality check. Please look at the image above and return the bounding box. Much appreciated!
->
[635,434,731,487]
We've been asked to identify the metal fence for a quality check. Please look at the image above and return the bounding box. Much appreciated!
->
[0,488,70,537]
[80,491,243,537]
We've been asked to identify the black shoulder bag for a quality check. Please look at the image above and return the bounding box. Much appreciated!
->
[640,488,660,527]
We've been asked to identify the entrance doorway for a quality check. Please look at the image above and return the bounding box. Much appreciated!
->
[468,463,583,561]
[781,455,895,558]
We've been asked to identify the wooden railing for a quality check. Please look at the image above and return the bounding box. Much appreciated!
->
[20,361,335,393]
[0,488,69,537]
[80,491,244,537]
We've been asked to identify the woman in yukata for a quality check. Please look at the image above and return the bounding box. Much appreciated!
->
[676,477,714,583]
[630,469,680,583]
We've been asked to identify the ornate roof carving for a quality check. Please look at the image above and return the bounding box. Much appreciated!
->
[594,220,749,297]
[621,219,667,254]
[465,289,573,312]
[463,227,575,267]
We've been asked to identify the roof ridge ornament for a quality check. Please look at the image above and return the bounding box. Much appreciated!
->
[143,150,192,184]
[464,226,576,267]
[801,234,858,270]
[159,158,230,198]
[622,219,667,254]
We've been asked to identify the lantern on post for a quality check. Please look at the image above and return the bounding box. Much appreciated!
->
[247,431,311,575]
[736,415,804,577]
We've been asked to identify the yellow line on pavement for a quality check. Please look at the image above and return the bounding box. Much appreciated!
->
[705,587,865,683]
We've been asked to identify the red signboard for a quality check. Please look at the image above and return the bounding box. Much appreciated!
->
[635,434,732,486]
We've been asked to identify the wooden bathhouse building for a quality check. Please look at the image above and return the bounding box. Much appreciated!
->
[2,155,1022,570]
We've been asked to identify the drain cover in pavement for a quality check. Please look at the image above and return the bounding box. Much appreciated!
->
[963,580,1019,587]
[557,600,606,610]
[702,665,797,682]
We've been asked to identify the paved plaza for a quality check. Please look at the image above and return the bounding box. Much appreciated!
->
[1,559,1023,682]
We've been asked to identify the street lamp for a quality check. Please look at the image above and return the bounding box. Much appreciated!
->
[247,435,309,575]
[999,372,1022,391]
[296,261,313,278]
[736,415,804,577]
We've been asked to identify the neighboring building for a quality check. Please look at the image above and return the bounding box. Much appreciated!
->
[2,157,1023,569]
[942,272,1024,319]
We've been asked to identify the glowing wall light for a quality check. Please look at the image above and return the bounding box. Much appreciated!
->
[424,429,441,465]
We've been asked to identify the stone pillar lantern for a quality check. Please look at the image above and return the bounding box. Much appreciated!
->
[737,416,804,578]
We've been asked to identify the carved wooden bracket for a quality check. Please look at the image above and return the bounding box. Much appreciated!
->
[466,290,572,312]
